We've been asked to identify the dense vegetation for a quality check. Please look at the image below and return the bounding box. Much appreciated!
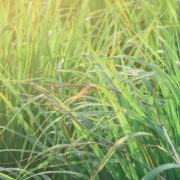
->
[0,0,180,179]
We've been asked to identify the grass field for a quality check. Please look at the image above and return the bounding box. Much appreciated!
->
[0,0,180,179]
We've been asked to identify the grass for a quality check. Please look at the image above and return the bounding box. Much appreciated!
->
[0,0,180,179]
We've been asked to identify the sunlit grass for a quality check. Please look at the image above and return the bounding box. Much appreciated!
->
[0,0,180,179]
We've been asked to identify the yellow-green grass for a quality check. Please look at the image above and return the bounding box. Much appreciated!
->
[0,0,180,179]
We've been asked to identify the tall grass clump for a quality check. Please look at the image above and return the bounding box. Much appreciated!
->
[0,0,180,179]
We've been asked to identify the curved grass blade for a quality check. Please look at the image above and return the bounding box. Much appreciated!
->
[142,163,180,180]
[90,132,151,179]
[0,173,15,180]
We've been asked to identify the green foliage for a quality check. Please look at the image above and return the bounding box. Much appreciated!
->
[0,0,180,179]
